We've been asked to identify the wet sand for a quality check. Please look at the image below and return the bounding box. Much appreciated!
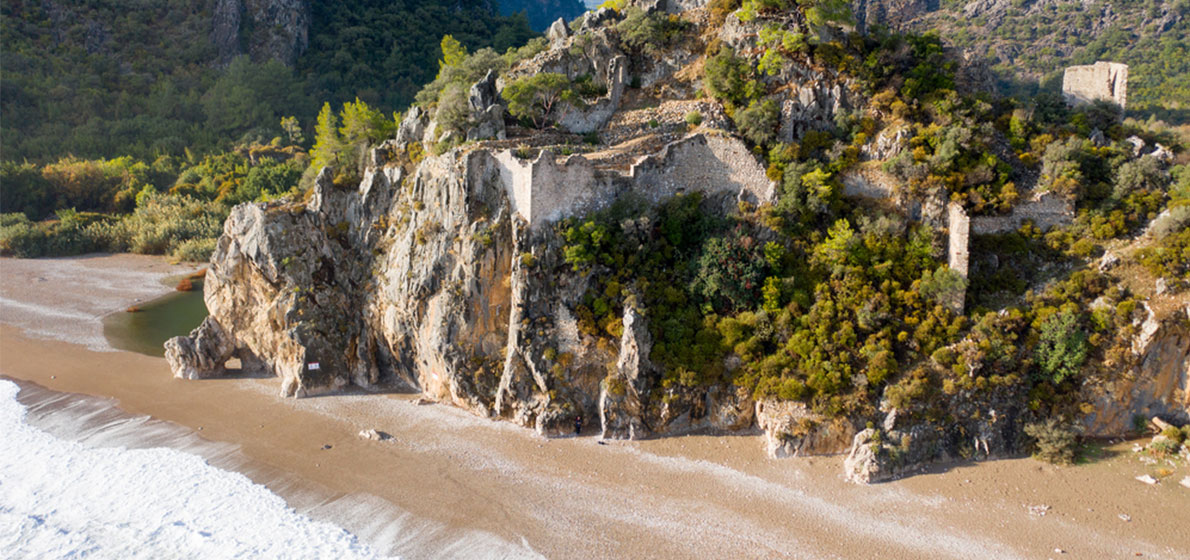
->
[2,254,1187,559]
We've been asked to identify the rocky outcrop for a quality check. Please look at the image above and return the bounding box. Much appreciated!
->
[600,306,655,439]
[166,103,774,427]
[1083,305,1190,435]
[467,70,507,142]
[164,317,237,380]
[211,0,310,66]
[502,26,629,134]
[755,400,854,458]
[843,393,1022,484]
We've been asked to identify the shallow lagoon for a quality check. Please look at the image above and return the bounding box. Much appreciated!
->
[103,276,207,356]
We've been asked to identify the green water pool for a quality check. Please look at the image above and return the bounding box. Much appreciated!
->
[103,280,209,357]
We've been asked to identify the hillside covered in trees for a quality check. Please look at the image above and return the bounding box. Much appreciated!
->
[853,0,1190,122]
[0,0,541,163]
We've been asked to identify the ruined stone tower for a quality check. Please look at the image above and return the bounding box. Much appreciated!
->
[1062,61,1128,110]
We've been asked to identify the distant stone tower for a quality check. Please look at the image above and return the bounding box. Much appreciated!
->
[1062,61,1128,109]
[946,202,969,314]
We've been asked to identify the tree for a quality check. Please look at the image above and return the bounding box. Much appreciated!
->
[693,234,767,312]
[919,266,967,309]
[804,0,853,35]
[503,73,577,128]
[311,102,342,173]
[616,7,687,56]
[733,98,780,146]
[438,35,468,79]
[1035,310,1088,385]
[281,116,303,145]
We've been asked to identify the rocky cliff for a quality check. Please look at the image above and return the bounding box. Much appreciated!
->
[167,1,845,444]
[166,0,1190,482]
[211,0,310,66]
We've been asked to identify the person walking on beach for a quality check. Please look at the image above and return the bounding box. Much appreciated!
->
[574,415,582,436]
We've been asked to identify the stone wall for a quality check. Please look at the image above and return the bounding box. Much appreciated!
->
[628,133,777,207]
[947,202,970,278]
[493,150,617,229]
[491,133,777,230]
[969,191,1073,234]
[1062,61,1128,109]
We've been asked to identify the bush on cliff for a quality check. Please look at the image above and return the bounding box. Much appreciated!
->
[1024,420,1080,465]
[616,8,689,57]
[504,73,580,128]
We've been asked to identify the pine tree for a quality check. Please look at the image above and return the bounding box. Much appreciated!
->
[311,102,342,173]
[437,35,468,79]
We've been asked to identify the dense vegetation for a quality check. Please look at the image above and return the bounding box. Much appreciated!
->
[0,141,308,260]
[0,0,537,163]
[901,0,1190,122]
[548,0,1187,456]
[499,0,587,31]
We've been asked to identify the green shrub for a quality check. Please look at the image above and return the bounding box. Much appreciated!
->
[173,237,218,262]
[733,98,780,146]
[704,46,760,108]
[1034,310,1088,385]
[503,73,578,128]
[685,111,703,126]
[616,8,688,56]
[0,213,49,257]
[1024,419,1080,464]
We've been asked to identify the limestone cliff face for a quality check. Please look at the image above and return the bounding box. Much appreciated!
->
[211,0,309,66]
[176,123,772,434]
[1083,305,1190,435]
[163,0,905,459]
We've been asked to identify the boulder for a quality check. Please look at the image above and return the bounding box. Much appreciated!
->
[1126,135,1146,156]
[164,317,236,380]
[755,399,854,458]
[396,106,426,145]
[1089,128,1109,147]
[358,429,389,441]
[1098,251,1120,272]
[546,18,570,44]
[1151,143,1174,163]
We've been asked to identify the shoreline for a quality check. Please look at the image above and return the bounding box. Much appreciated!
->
[2,254,1187,559]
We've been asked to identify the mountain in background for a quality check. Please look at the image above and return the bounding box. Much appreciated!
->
[854,0,1189,122]
[0,0,554,163]
[499,0,587,30]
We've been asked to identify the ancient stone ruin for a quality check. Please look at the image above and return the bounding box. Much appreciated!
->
[1062,61,1128,109]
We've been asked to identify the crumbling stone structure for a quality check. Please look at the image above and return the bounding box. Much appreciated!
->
[1062,61,1128,109]
[493,133,775,230]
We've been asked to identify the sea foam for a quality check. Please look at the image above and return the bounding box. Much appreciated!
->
[0,379,392,560]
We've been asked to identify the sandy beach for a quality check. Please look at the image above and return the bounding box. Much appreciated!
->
[1,254,1187,559]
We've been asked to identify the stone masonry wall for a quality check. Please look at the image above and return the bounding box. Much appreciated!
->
[969,192,1073,235]
[1062,61,1128,109]
[491,133,777,230]
[628,133,777,207]
[947,202,970,279]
